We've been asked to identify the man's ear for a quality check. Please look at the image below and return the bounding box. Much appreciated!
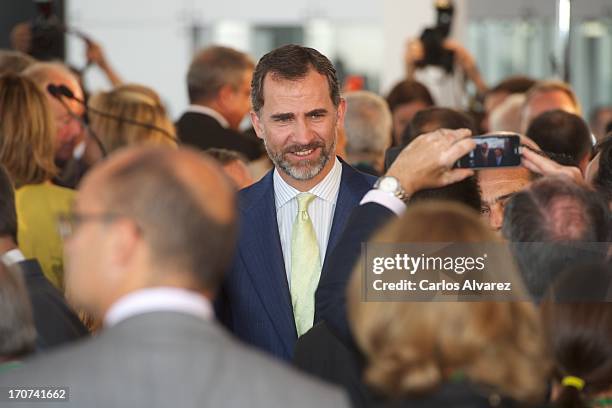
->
[336,98,347,126]
[217,84,235,110]
[108,219,141,267]
[250,111,264,140]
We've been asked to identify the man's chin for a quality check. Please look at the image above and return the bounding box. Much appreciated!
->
[280,157,329,181]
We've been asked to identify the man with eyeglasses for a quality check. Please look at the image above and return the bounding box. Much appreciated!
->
[0,147,348,408]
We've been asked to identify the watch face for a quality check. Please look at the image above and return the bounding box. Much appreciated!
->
[380,177,399,192]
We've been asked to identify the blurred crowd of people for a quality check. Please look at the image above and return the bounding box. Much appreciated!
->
[0,17,610,408]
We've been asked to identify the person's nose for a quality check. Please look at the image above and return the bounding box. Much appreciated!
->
[490,203,504,231]
[292,118,315,145]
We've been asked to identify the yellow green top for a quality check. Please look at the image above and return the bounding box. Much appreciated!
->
[16,182,75,289]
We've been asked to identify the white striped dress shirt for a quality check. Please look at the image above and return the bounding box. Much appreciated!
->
[273,157,342,285]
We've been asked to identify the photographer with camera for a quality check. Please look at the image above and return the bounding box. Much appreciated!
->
[405,0,487,109]
[9,1,121,88]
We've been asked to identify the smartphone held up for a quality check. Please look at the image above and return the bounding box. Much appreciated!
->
[455,133,522,169]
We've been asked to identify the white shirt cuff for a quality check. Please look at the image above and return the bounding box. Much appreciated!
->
[359,189,407,216]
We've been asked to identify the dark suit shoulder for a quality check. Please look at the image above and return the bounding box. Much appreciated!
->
[237,169,274,213]
[18,260,89,349]
[340,161,378,189]
[176,111,261,160]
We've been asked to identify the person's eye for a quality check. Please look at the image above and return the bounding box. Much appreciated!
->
[480,206,490,215]
[309,112,325,119]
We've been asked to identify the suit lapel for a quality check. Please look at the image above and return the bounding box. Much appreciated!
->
[239,173,297,351]
[323,160,375,268]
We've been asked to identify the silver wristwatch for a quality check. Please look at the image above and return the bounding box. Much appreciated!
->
[373,176,408,201]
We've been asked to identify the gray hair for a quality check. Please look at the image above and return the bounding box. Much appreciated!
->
[187,46,253,104]
[0,263,36,359]
[344,91,392,155]
[0,50,36,75]
[489,93,525,133]
[22,61,79,88]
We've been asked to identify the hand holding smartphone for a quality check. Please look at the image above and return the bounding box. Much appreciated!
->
[455,132,522,169]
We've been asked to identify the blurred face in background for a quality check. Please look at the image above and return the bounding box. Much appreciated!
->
[479,168,532,231]
[43,72,85,163]
[392,101,429,145]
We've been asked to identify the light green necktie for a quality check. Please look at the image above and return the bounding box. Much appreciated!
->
[290,192,321,337]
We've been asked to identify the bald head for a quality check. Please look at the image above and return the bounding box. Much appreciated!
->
[66,147,237,317]
[520,81,580,134]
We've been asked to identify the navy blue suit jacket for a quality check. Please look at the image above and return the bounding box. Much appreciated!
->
[216,160,376,360]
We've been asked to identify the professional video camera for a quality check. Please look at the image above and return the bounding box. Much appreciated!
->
[416,0,456,73]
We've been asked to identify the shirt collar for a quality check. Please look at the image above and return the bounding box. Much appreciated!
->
[103,287,213,328]
[186,105,230,129]
[1,249,25,266]
[273,156,342,209]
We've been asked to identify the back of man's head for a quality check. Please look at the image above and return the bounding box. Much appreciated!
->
[489,93,525,133]
[251,44,339,114]
[100,148,235,288]
[520,80,581,133]
[526,109,592,169]
[0,165,17,243]
[385,79,435,113]
[404,107,476,145]
[344,91,392,155]
[68,147,237,316]
[502,176,610,299]
[187,46,253,104]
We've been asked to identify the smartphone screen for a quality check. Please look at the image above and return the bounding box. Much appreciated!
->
[455,134,521,169]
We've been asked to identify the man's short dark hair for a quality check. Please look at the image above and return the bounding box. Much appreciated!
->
[0,263,36,359]
[251,44,339,114]
[592,135,612,204]
[526,109,592,166]
[187,46,254,104]
[0,165,17,242]
[488,76,536,96]
[385,79,435,113]
[502,177,610,299]
[404,107,476,145]
[205,148,248,166]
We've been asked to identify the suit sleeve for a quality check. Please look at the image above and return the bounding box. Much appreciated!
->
[314,203,396,339]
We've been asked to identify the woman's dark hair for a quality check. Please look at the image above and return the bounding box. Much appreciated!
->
[541,263,612,408]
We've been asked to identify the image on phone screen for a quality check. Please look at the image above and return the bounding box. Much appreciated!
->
[455,134,521,169]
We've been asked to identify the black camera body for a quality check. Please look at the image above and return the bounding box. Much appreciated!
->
[30,0,65,61]
[416,0,455,73]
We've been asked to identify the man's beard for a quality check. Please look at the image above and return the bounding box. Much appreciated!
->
[265,136,336,181]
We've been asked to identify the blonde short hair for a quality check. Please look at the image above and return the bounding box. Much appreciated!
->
[88,84,177,154]
[0,74,57,187]
[347,201,549,403]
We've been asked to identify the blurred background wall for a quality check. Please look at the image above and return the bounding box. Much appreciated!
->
[2,0,611,122]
